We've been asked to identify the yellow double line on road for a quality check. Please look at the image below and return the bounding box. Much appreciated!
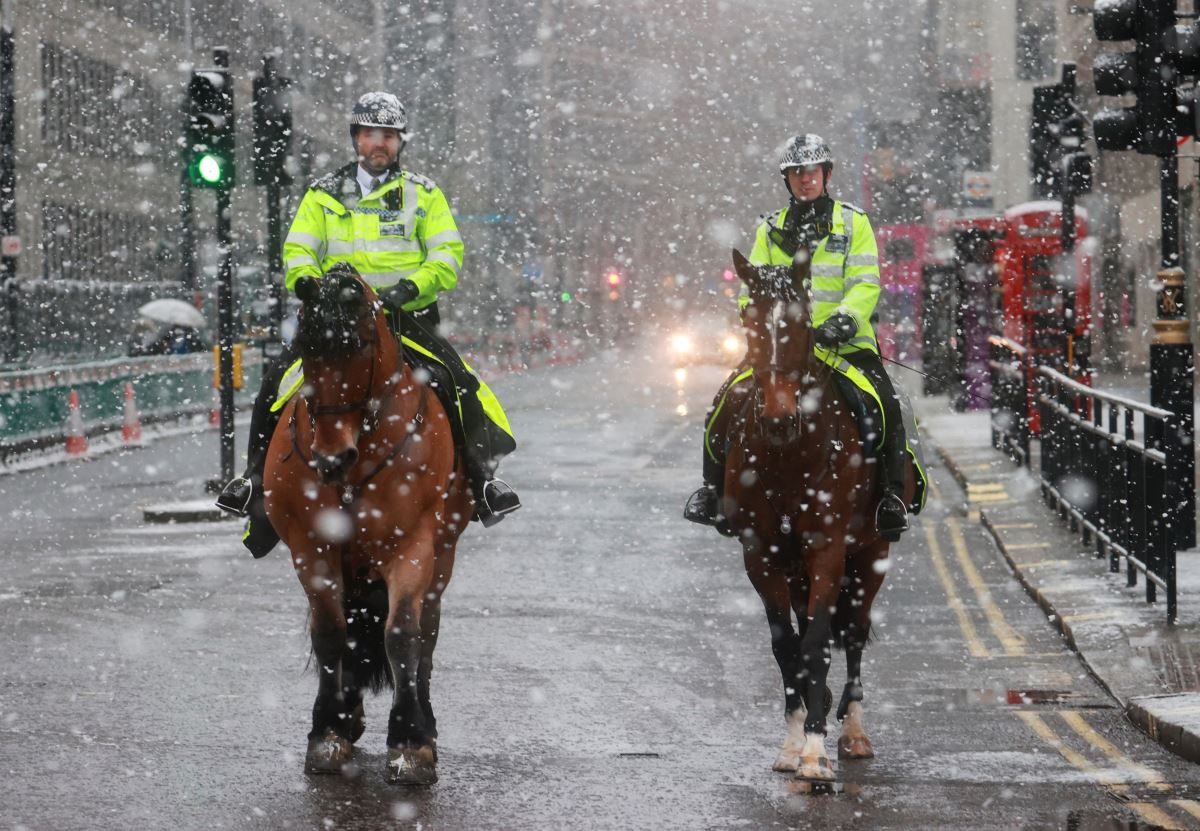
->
[925,478,1025,658]
[1018,710,1200,828]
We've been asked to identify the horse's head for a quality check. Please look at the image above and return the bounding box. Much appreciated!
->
[732,246,815,441]
[294,264,388,482]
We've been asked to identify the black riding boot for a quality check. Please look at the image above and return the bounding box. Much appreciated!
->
[399,312,520,527]
[684,447,726,528]
[456,377,521,527]
[875,435,910,542]
[215,346,294,557]
[684,369,744,537]
[844,350,910,542]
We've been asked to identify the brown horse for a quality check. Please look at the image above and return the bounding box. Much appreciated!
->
[723,248,913,783]
[263,267,471,785]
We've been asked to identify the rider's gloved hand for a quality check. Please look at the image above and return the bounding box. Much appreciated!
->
[814,313,858,347]
[379,279,420,309]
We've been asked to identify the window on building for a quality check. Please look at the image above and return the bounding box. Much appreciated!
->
[1016,0,1057,81]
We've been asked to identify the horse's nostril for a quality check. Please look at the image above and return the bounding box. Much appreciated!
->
[315,448,358,480]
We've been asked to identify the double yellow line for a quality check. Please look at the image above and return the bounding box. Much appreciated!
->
[1019,710,1200,828]
[925,477,1026,658]
[926,477,1197,827]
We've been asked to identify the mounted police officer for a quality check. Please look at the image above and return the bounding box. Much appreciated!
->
[217,91,521,557]
[684,134,909,541]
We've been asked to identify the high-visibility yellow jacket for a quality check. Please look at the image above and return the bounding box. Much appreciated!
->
[282,162,464,312]
[747,200,882,355]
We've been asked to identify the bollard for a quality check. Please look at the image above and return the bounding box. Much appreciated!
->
[65,389,88,456]
[121,382,143,444]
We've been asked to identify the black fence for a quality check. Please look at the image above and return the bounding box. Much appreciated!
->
[1035,367,1179,623]
[988,336,1030,466]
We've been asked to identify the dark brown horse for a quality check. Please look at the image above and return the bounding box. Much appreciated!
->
[723,248,913,782]
[263,268,471,785]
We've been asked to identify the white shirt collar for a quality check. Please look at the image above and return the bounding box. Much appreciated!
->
[356,165,391,197]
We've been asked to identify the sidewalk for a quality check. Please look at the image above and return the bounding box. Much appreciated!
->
[914,393,1200,765]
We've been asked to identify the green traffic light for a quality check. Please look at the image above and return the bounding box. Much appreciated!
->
[197,153,223,183]
[188,151,231,188]
[560,291,572,302]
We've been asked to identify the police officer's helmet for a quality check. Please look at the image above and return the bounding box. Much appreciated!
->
[350,92,409,144]
[779,134,834,172]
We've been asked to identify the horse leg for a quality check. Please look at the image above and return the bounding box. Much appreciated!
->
[794,541,847,783]
[743,542,806,771]
[383,542,439,786]
[838,542,889,760]
[302,569,354,773]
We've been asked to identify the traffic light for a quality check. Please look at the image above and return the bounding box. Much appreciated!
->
[1092,0,1177,155]
[252,56,292,187]
[605,269,622,301]
[1059,111,1094,195]
[185,68,235,189]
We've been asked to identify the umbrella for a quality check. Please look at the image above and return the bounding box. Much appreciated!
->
[137,299,206,329]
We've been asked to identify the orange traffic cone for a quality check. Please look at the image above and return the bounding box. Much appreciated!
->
[121,382,143,444]
[209,387,220,427]
[65,389,88,456]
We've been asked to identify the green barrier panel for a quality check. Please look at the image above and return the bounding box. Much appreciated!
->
[0,352,263,447]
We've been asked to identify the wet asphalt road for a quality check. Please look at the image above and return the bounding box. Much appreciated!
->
[4,347,1200,830]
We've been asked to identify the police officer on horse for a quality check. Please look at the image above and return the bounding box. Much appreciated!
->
[217,91,521,556]
[684,133,909,541]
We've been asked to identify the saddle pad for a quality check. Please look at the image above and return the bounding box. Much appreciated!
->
[270,338,514,444]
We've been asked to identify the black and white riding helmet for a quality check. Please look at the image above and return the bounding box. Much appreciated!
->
[779,134,834,172]
[350,92,409,143]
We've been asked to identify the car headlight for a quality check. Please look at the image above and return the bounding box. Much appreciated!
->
[671,333,694,354]
[722,334,741,353]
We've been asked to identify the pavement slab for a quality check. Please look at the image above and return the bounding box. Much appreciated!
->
[914,392,1200,768]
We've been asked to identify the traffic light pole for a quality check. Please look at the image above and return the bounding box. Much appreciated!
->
[0,21,16,365]
[216,186,236,483]
[266,178,282,341]
[1150,150,1196,551]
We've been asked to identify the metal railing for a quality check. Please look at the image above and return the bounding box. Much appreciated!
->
[987,336,1030,466]
[1036,366,1179,623]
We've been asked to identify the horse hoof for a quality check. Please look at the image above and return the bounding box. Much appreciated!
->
[305,731,353,774]
[772,750,801,772]
[838,734,874,759]
[386,745,438,786]
[349,703,366,744]
[794,756,836,782]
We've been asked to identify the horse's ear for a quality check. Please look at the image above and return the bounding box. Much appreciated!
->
[336,274,364,309]
[295,276,319,305]
[732,249,755,286]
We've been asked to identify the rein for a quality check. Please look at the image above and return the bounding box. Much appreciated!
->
[288,312,429,505]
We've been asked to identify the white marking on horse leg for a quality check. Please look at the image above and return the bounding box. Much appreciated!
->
[795,731,835,781]
[838,700,875,759]
[773,708,808,771]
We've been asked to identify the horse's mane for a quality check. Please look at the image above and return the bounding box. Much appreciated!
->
[296,269,373,358]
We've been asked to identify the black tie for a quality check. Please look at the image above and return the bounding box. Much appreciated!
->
[370,177,382,193]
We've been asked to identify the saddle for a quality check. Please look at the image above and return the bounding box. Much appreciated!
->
[271,334,513,461]
[711,355,928,513]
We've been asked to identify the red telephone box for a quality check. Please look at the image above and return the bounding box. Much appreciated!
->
[996,201,1092,430]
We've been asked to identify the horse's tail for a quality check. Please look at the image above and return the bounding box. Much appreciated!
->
[343,579,393,694]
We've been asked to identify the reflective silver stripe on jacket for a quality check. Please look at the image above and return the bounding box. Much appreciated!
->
[286,231,326,261]
[812,289,842,304]
[286,254,319,270]
[425,249,462,275]
[326,240,355,256]
[361,237,424,254]
[424,229,462,250]
[843,273,881,292]
[363,268,420,288]
[400,178,420,236]
[846,254,878,267]
[812,264,843,278]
